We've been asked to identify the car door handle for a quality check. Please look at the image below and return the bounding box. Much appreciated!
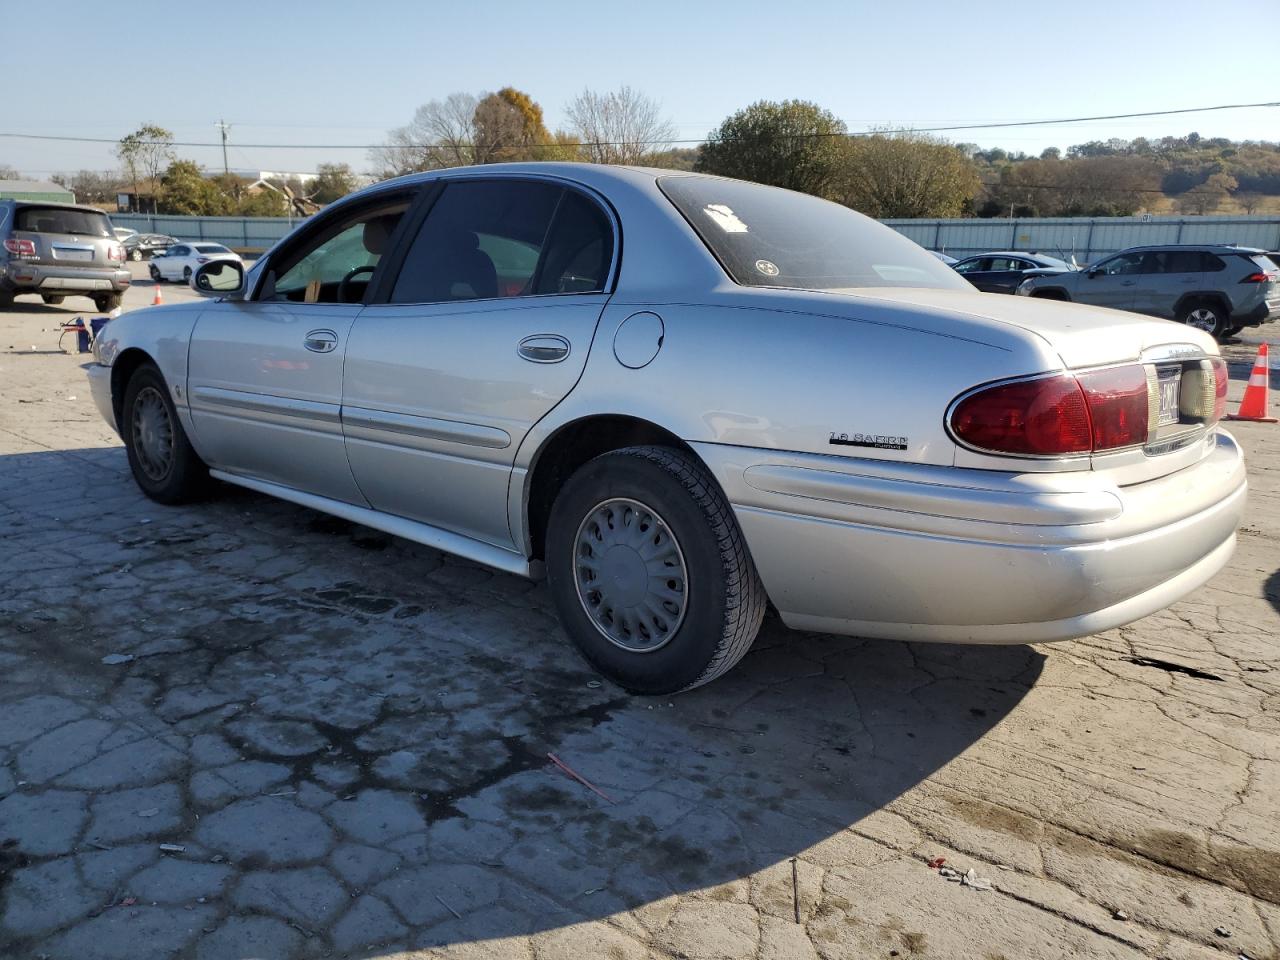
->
[304,329,338,353]
[517,334,570,363]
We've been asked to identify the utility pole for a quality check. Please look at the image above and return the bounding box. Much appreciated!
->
[215,119,231,176]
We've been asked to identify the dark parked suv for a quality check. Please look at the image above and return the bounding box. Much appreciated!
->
[0,200,131,312]
[1017,244,1278,340]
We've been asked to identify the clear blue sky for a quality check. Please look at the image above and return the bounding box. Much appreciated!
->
[4,0,1277,179]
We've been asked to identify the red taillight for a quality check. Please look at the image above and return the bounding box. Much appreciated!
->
[3,238,36,257]
[1211,357,1228,422]
[951,375,1092,455]
[197,257,210,264]
[1076,365,1150,451]
[107,243,125,262]
[1241,271,1276,283]
[951,365,1150,456]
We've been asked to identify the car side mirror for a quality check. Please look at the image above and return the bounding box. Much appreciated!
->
[193,259,245,297]
[1086,267,1100,278]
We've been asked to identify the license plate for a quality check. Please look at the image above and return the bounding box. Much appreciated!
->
[1157,371,1180,425]
[51,245,93,262]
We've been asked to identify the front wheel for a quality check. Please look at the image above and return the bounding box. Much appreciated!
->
[545,446,766,694]
[130,248,143,261]
[122,364,210,504]
[1178,301,1227,340]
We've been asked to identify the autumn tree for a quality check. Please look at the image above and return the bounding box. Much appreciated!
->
[116,125,175,212]
[566,86,675,165]
[695,100,847,197]
[837,130,980,218]
[1179,172,1238,214]
[473,87,554,164]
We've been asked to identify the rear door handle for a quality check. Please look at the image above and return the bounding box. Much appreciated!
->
[517,334,570,363]
[304,329,338,353]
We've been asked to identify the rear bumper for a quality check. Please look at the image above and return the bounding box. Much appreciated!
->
[1,262,130,294]
[1230,300,1279,327]
[694,432,1246,644]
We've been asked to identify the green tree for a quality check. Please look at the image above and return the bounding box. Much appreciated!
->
[1179,172,1238,214]
[116,125,174,212]
[837,131,980,219]
[236,187,289,217]
[695,100,847,197]
[156,160,231,216]
[310,163,358,205]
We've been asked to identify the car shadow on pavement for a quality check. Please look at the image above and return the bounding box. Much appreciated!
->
[0,447,1044,957]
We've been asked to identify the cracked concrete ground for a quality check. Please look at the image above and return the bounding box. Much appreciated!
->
[1,273,1278,960]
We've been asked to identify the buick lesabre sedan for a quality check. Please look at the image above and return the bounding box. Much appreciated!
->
[87,164,1247,693]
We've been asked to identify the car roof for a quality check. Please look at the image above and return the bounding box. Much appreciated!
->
[3,199,114,215]
[959,251,1068,265]
[1112,243,1267,255]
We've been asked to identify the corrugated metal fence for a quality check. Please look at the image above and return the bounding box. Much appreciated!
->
[113,211,1280,261]
[882,215,1280,263]
[111,214,307,251]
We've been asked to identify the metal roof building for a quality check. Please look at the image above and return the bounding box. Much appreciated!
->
[0,179,76,203]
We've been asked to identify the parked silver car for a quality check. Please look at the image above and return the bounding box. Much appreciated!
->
[1,200,130,311]
[1017,244,1279,340]
[86,164,1246,692]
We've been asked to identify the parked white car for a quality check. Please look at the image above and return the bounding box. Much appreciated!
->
[149,242,241,284]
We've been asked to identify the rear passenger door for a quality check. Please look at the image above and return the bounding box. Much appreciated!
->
[341,177,617,549]
[1132,250,1203,319]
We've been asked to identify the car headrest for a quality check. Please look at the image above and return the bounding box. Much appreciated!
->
[362,215,398,255]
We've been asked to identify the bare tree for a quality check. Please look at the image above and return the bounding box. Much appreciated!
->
[370,93,478,177]
[566,86,675,165]
[50,170,128,204]
[0,164,21,180]
[116,125,174,212]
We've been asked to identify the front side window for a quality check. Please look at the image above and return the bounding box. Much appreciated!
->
[1095,253,1144,276]
[953,258,989,274]
[658,175,968,291]
[389,180,612,304]
[268,198,410,304]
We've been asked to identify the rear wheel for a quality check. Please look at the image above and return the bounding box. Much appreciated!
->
[1178,300,1227,339]
[182,266,192,284]
[121,364,209,504]
[130,248,143,261]
[41,294,66,305]
[545,445,766,694]
[92,293,123,313]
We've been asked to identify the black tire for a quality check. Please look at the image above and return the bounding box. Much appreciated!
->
[41,294,66,305]
[1177,300,1227,340]
[150,265,162,282]
[93,293,123,313]
[545,445,766,694]
[121,364,210,504]
[0,288,14,308]
[1032,290,1070,301]
[182,266,192,283]
[130,248,143,261]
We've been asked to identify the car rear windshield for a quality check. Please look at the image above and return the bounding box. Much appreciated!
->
[657,175,969,291]
[194,243,229,253]
[15,206,113,237]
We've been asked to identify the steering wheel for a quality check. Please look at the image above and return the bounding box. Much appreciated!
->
[336,265,376,303]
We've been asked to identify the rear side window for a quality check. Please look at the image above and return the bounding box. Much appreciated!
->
[1146,251,1202,273]
[658,175,968,291]
[194,243,228,254]
[1202,253,1227,272]
[15,206,112,237]
[390,179,611,304]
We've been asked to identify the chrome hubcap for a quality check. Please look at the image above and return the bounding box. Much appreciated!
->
[573,498,688,653]
[131,386,174,482]
[1187,308,1217,332]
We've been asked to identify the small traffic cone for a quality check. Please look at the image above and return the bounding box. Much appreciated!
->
[152,285,163,306]
[1225,343,1277,423]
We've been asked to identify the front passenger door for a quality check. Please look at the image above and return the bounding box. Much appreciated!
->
[1080,253,1143,310]
[186,190,417,504]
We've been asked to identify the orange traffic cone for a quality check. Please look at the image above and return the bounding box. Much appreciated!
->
[1225,343,1277,423]
[152,285,163,306]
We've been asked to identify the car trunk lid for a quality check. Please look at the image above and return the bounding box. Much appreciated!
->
[11,205,119,269]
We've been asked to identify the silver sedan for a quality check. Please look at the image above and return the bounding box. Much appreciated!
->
[86,163,1246,693]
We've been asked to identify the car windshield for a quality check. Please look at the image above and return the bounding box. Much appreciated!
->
[15,206,113,237]
[658,176,969,291]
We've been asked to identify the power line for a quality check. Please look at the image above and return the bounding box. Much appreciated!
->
[1,100,1276,151]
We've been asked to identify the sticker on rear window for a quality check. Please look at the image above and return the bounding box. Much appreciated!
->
[755,259,779,277]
